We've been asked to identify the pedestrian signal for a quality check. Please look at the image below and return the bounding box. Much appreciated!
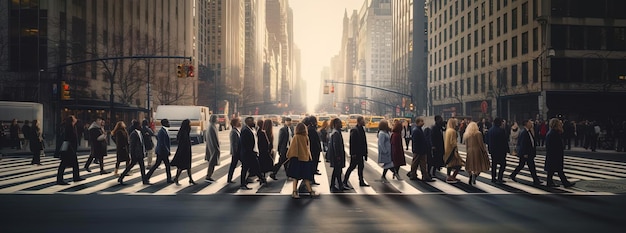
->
[323,85,329,94]
[187,65,194,77]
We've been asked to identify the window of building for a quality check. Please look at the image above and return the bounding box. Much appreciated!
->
[587,27,603,50]
[512,8,518,30]
[461,37,465,52]
[503,13,508,33]
[481,73,486,93]
[455,61,459,76]
[522,32,528,54]
[461,17,465,32]
[501,67,508,87]
[504,0,508,7]
[488,72,494,91]
[474,52,479,69]
[468,12,472,28]
[474,29,479,47]
[474,75,479,94]
[443,65,447,79]
[497,17,501,36]
[489,0,494,15]
[533,59,538,83]
[533,27,539,51]
[481,2,486,20]
[489,22,494,40]
[467,77,472,95]
[522,2,528,25]
[481,49,486,67]
[481,26,486,44]
[512,36,518,58]
[489,46,494,65]
[455,21,458,35]
[444,84,447,98]
[497,0,501,11]
[474,7,478,24]
[450,83,454,97]
[450,62,453,77]
[461,57,465,73]
[521,62,529,84]
[511,64,518,86]
[468,33,472,50]
[497,43,501,62]
[461,79,465,96]
[455,41,458,55]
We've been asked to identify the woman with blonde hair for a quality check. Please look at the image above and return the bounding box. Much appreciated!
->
[286,123,319,198]
[444,118,465,183]
[463,122,491,185]
[111,121,130,176]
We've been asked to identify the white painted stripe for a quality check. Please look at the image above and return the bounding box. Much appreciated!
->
[195,165,241,195]
[343,146,377,195]
[152,152,230,195]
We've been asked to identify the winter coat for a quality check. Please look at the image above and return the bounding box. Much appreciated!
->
[544,130,565,172]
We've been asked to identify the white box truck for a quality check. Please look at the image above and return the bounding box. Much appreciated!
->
[154,105,210,144]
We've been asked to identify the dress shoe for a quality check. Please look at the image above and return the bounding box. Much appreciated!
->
[510,175,518,182]
[240,186,252,190]
[73,177,85,182]
[533,181,543,186]
[409,177,419,180]
[342,183,353,189]
[117,179,124,185]
[312,182,321,185]
[359,182,370,187]
[84,167,92,173]
[314,172,322,175]
[423,179,436,182]
[100,171,111,175]
[166,180,175,184]
[189,180,197,185]
[291,191,300,199]
[491,179,497,183]
[260,178,267,184]
[563,182,576,188]
[56,181,70,185]
[205,177,215,183]
[227,180,236,184]
[269,173,278,180]
[330,187,341,193]
[143,181,153,185]
[497,179,506,184]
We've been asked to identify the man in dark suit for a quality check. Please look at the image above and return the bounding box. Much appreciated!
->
[344,116,369,187]
[146,119,173,183]
[487,117,509,183]
[510,119,542,185]
[409,118,434,182]
[118,121,150,185]
[270,117,292,180]
[306,117,322,185]
[240,117,265,190]
[227,118,242,183]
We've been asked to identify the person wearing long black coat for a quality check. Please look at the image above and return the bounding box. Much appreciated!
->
[239,117,265,190]
[344,116,369,187]
[544,118,575,188]
[487,118,510,183]
[56,116,84,185]
[29,120,44,165]
[118,121,150,185]
[328,118,347,192]
[170,119,196,185]
[426,115,445,177]
[306,117,322,185]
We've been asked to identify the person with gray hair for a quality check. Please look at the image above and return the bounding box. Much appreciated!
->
[205,114,220,182]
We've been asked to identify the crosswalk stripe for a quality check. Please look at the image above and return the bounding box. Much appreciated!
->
[1,138,625,196]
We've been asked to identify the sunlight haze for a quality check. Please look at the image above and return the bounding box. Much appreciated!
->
[291,0,364,113]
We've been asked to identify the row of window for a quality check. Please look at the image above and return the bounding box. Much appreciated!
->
[429,28,538,81]
[430,61,538,101]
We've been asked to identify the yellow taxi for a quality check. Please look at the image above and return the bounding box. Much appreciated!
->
[347,114,362,129]
[392,117,412,125]
[317,115,331,128]
[365,116,385,133]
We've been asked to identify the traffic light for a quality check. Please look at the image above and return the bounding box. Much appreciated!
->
[330,85,335,93]
[61,81,70,100]
[323,85,329,94]
[187,65,194,77]
[176,64,184,78]
[409,103,414,111]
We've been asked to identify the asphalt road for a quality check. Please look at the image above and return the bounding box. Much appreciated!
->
[1,194,623,233]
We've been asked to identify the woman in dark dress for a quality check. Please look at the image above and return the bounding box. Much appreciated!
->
[545,118,575,188]
[171,119,196,185]
[390,121,406,180]
[257,119,274,176]
[111,121,130,176]
[29,120,44,165]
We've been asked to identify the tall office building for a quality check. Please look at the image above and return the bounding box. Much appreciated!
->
[339,9,359,113]
[355,0,392,116]
[427,0,626,121]
[1,0,198,132]
[201,0,246,115]
[392,0,428,117]
[241,0,267,114]
[266,0,292,106]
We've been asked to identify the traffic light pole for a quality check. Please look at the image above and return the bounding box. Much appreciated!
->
[325,80,414,115]
[55,55,192,125]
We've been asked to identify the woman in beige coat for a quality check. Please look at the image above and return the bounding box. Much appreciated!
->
[463,122,491,185]
[444,118,465,183]
[286,123,319,199]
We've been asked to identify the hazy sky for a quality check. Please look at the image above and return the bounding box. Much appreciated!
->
[290,0,365,113]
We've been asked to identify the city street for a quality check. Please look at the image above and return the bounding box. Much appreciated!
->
[1,127,625,232]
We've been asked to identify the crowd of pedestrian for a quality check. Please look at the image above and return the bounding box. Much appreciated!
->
[11,111,626,195]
